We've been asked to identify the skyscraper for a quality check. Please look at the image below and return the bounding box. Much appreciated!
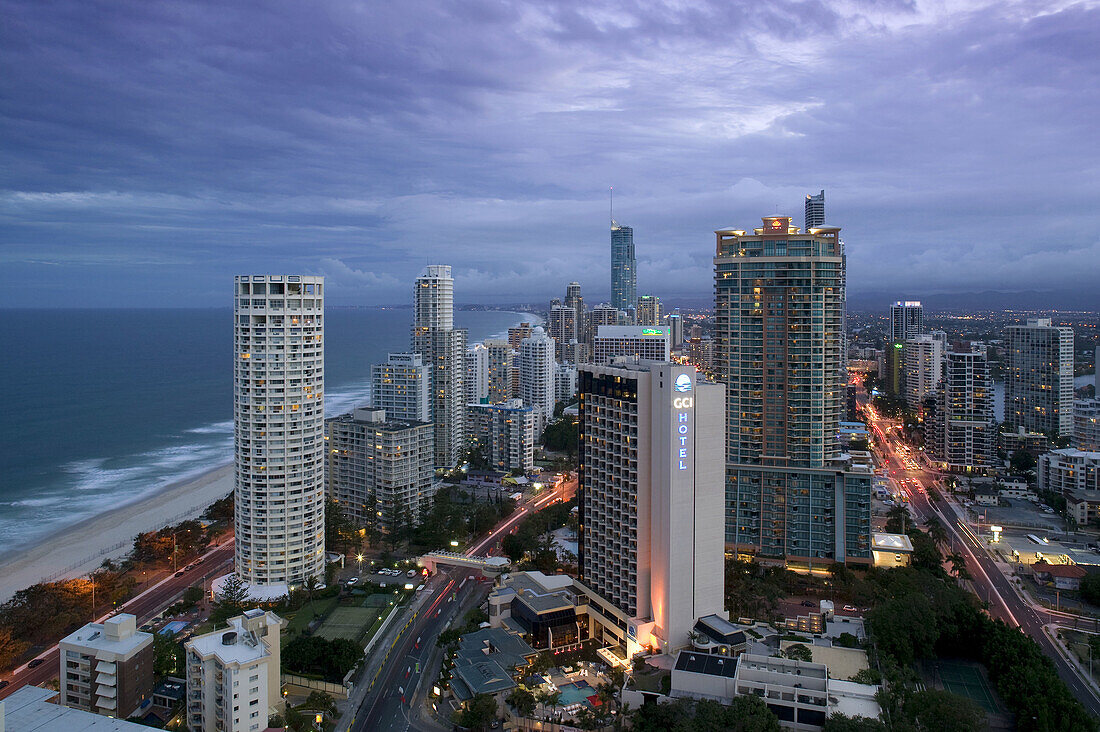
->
[714,218,872,567]
[931,344,995,473]
[611,221,637,315]
[889,301,924,343]
[484,339,514,403]
[233,275,326,593]
[578,362,726,655]
[666,310,683,347]
[412,265,467,468]
[547,305,578,361]
[1005,318,1075,437]
[464,343,490,405]
[804,189,825,229]
[565,281,585,341]
[372,352,429,423]
[637,295,661,326]
[518,326,555,430]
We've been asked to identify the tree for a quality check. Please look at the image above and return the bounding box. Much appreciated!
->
[325,499,356,554]
[301,690,338,717]
[456,693,498,730]
[1080,571,1100,605]
[1010,449,1037,474]
[0,626,29,671]
[904,689,985,731]
[885,505,910,534]
[507,687,537,717]
[784,643,813,662]
[537,688,562,720]
[823,715,887,731]
[211,574,252,624]
[924,517,949,548]
[153,632,183,676]
[946,552,971,580]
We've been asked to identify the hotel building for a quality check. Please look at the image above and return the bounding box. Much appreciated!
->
[233,275,326,593]
[714,218,872,567]
[577,362,726,656]
[592,325,671,365]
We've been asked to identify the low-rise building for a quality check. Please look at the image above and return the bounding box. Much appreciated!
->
[1,686,154,731]
[488,571,585,651]
[184,609,285,732]
[973,487,1000,506]
[448,627,537,707]
[998,478,1035,501]
[999,426,1049,458]
[669,652,881,731]
[1066,489,1100,527]
[1031,561,1088,591]
[58,613,154,719]
[1038,448,1100,499]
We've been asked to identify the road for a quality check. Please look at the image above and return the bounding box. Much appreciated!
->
[0,536,234,701]
[866,406,1100,717]
[346,477,574,731]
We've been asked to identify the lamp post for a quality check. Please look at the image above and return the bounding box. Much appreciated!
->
[356,553,364,576]
[172,529,191,574]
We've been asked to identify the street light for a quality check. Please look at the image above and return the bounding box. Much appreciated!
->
[356,553,364,575]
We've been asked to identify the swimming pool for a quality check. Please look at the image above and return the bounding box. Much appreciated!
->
[556,681,595,707]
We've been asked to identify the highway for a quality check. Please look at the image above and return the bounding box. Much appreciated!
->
[0,536,234,701]
[867,407,1100,717]
[345,476,574,731]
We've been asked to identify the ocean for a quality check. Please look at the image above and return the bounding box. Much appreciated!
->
[0,308,531,555]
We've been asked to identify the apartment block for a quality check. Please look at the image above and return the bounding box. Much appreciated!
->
[930,345,995,474]
[372,352,429,423]
[592,325,671,365]
[467,399,537,474]
[185,610,285,732]
[1006,318,1074,437]
[325,407,435,532]
[59,614,153,719]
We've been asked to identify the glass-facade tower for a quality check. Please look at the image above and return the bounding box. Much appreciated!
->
[611,221,637,315]
[714,217,871,567]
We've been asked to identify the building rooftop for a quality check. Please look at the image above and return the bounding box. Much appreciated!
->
[694,614,747,647]
[187,610,281,666]
[59,614,151,657]
[329,407,430,430]
[450,659,517,701]
[0,686,152,731]
[674,650,738,679]
[503,571,578,614]
[1032,561,1088,579]
[454,626,537,671]
[871,533,914,553]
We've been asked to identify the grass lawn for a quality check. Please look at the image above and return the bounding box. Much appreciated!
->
[284,595,340,636]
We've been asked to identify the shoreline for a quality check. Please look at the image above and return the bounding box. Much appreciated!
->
[0,462,235,602]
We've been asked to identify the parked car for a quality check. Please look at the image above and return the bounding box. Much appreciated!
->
[346,577,359,586]
[406,569,417,578]
[842,605,858,612]
[28,658,44,669]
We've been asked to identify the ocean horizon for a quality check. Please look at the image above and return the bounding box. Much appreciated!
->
[0,307,535,555]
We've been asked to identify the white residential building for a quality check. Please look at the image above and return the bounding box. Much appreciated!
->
[554,362,578,402]
[233,275,325,594]
[1006,318,1075,437]
[372,352,429,423]
[412,265,467,467]
[889,300,923,343]
[904,333,943,411]
[592,325,671,364]
[578,362,727,656]
[484,339,514,403]
[637,295,661,327]
[185,610,285,732]
[930,344,995,474]
[326,407,435,533]
[518,326,555,430]
[59,614,153,718]
[467,399,537,473]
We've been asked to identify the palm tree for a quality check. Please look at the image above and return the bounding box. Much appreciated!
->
[946,552,971,580]
[886,505,910,533]
[303,575,320,609]
[924,517,949,548]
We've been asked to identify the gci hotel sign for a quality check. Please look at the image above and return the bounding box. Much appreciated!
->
[674,373,692,470]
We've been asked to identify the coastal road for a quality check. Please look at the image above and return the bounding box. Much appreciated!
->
[868,410,1100,717]
[0,536,234,701]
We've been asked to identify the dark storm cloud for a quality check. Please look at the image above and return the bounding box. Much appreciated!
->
[1,0,1097,307]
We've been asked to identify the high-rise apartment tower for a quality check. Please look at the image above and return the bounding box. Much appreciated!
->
[233,275,326,592]
[1005,318,1075,437]
[611,221,637,316]
[714,218,872,567]
[412,265,467,467]
[804,189,825,229]
[890,301,924,343]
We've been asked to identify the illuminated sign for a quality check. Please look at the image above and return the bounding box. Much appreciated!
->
[640,328,664,336]
[674,374,693,393]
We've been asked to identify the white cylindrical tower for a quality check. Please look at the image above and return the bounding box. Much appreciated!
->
[233,275,325,594]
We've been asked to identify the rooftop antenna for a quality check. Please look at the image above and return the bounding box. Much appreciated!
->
[610,186,614,227]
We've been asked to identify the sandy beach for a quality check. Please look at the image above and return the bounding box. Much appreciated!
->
[0,463,235,602]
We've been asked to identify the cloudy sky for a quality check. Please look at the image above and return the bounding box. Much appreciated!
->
[2,0,1098,308]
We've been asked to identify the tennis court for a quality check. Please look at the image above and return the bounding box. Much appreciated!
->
[932,660,999,713]
[316,606,379,643]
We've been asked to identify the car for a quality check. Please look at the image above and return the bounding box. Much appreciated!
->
[28,658,44,669]
[842,605,858,613]
[406,569,417,578]
[174,570,184,577]
[801,600,816,607]
[346,577,359,586]
[0,680,9,690]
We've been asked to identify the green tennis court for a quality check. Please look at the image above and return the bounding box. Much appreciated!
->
[316,606,379,642]
[933,660,999,713]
